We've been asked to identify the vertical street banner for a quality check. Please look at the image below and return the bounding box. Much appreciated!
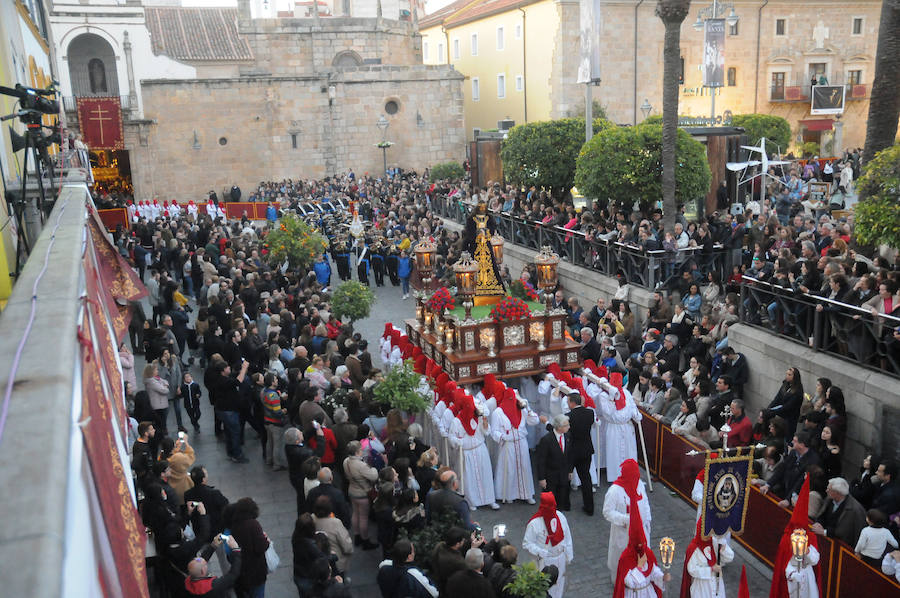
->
[703,18,726,88]
[701,453,752,538]
[76,96,125,150]
[577,0,603,84]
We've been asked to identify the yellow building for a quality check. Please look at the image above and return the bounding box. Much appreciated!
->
[421,0,583,139]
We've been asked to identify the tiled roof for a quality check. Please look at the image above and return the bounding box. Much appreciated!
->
[443,0,541,28]
[419,0,479,29]
[145,7,253,62]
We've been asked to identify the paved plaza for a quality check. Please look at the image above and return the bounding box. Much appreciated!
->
[143,275,774,597]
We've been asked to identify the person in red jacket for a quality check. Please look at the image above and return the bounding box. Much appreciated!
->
[185,534,243,596]
[720,399,753,447]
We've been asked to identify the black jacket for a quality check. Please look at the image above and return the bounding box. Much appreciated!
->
[446,569,496,597]
[285,442,325,491]
[535,429,572,485]
[183,484,229,538]
[377,560,439,598]
[580,338,602,364]
[566,406,594,461]
[769,449,820,499]
[306,483,351,529]
[431,543,467,595]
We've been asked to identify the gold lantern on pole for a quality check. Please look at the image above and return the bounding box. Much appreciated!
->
[453,251,479,321]
[534,246,560,310]
[414,239,437,324]
[490,232,505,265]
[659,537,676,570]
[790,529,809,566]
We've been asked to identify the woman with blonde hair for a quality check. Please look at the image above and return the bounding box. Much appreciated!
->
[143,361,170,434]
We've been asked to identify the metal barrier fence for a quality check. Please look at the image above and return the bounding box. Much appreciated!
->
[431,194,731,291]
[740,276,900,378]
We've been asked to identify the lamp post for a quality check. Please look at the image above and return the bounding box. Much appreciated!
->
[453,251,478,321]
[376,114,390,175]
[640,99,653,121]
[692,1,739,123]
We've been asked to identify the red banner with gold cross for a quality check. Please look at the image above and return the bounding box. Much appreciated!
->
[76,96,124,150]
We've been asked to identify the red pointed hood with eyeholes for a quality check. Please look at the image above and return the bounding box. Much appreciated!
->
[548,363,563,379]
[482,373,498,399]
[680,518,717,598]
[739,565,750,598]
[383,323,394,339]
[450,390,463,416]
[613,486,661,598]
[414,355,427,374]
[769,475,820,598]
[455,390,477,435]
[499,387,522,428]
[528,492,565,546]
[610,372,627,410]
[412,346,424,359]
[570,377,596,409]
[425,358,438,379]
[389,330,401,347]
[440,380,457,405]
[435,372,449,393]
[614,458,644,504]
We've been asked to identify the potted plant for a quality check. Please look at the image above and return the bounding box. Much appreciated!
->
[372,359,430,415]
[504,562,551,598]
[331,280,376,326]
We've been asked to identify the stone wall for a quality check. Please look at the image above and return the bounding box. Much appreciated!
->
[549,0,583,119]
[132,66,464,199]
[728,323,898,473]
[239,17,421,75]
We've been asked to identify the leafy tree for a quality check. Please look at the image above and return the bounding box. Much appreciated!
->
[372,358,431,412]
[429,161,465,181]
[731,114,791,151]
[656,0,692,232]
[575,123,710,210]
[330,280,375,325]
[501,117,613,197]
[263,213,328,271]
[854,144,900,249]
[504,562,551,598]
[397,509,464,572]
[862,0,900,163]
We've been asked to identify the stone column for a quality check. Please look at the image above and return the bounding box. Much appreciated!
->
[123,31,138,115]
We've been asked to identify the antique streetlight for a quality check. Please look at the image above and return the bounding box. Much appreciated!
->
[414,239,437,329]
[490,232,505,265]
[453,251,478,321]
[640,98,653,121]
[376,114,391,175]
[659,537,676,593]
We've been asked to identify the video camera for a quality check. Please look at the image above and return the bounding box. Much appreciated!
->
[0,83,60,118]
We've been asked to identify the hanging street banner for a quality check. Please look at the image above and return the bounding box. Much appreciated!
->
[701,452,752,538]
[76,96,125,150]
[811,85,846,115]
[703,18,726,88]
[577,0,603,84]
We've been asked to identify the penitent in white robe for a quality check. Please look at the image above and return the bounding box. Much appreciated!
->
[624,564,666,598]
[448,417,496,508]
[523,511,574,598]
[687,540,734,598]
[598,387,641,482]
[602,481,652,573]
[490,406,539,502]
[786,545,820,598]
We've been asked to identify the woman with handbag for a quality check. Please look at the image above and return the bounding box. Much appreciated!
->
[342,440,379,550]
[227,497,271,598]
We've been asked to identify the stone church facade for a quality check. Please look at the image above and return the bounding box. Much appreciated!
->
[50,0,464,200]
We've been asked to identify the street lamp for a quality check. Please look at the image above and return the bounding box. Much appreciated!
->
[376,114,390,175]
[640,99,653,120]
[693,1,740,123]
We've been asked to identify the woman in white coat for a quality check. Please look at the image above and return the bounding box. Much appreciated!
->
[491,387,540,504]
[447,390,499,510]
[523,492,573,598]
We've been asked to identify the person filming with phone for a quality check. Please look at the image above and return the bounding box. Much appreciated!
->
[185,531,244,597]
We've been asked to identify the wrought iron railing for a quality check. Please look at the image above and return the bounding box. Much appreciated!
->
[431,194,730,291]
[740,276,900,378]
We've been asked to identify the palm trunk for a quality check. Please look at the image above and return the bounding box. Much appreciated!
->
[862,0,900,166]
[656,1,691,233]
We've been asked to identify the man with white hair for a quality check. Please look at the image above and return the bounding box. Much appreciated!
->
[810,477,867,547]
[445,548,494,594]
[184,534,243,596]
[535,414,573,511]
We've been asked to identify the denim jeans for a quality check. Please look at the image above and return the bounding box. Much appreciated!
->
[169,398,184,428]
[401,277,410,294]
[220,410,243,459]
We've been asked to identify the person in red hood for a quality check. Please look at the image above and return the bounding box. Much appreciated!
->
[770,475,821,598]
[490,387,540,504]
[680,518,734,598]
[613,490,669,598]
[447,389,499,510]
[523,492,574,598]
[598,372,641,483]
[185,534,243,597]
[603,458,652,574]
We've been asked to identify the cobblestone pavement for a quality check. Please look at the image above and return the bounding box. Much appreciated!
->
[140,270,774,597]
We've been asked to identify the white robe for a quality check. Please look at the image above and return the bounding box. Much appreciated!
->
[127,204,137,223]
[388,346,403,371]
[439,408,457,471]
[599,386,641,482]
[490,406,539,501]
[585,381,608,467]
[624,564,666,598]
[687,540,734,598]
[187,203,199,220]
[150,202,161,220]
[523,512,574,598]
[882,552,900,584]
[169,203,181,218]
[786,545,820,598]
[602,481,652,573]
[379,337,392,366]
[448,417,496,507]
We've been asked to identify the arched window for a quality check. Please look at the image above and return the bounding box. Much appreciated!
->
[332,51,363,68]
[88,58,107,93]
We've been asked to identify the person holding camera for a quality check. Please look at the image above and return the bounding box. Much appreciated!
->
[185,532,243,597]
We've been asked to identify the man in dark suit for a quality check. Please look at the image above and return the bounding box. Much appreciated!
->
[446,548,496,597]
[811,476,867,547]
[580,327,602,364]
[566,393,595,515]
[426,469,474,530]
[719,347,749,399]
[760,430,820,503]
[536,414,573,511]
[183,466,230,539]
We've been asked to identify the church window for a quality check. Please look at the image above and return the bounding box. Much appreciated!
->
[775,19,786,36]
[727,67,737,87]
[852,18,863,35]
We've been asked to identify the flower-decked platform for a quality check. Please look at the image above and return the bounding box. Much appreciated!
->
[404,304,583,384]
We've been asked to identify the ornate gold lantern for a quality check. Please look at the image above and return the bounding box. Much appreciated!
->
[444,326,455,352]
[453,251,479,321]
[790,529,809,565]
[414,239,437,291]
[530,321,546,351]
[534,246,560,310]
[659,537,676,570]
[490,232,505,265]
[479,327,496,357]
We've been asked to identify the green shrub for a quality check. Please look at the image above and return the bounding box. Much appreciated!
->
[854,144,900,249]
[731,114,791,151]
[330,280,376,324]
[372,359,430,413]
[429,161,465,181]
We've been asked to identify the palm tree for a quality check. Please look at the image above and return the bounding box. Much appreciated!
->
[656,0,691,232]
[862,0,900,165]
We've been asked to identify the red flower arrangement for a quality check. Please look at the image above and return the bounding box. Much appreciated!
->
[426,287,455,312]
[490,296,532,323]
